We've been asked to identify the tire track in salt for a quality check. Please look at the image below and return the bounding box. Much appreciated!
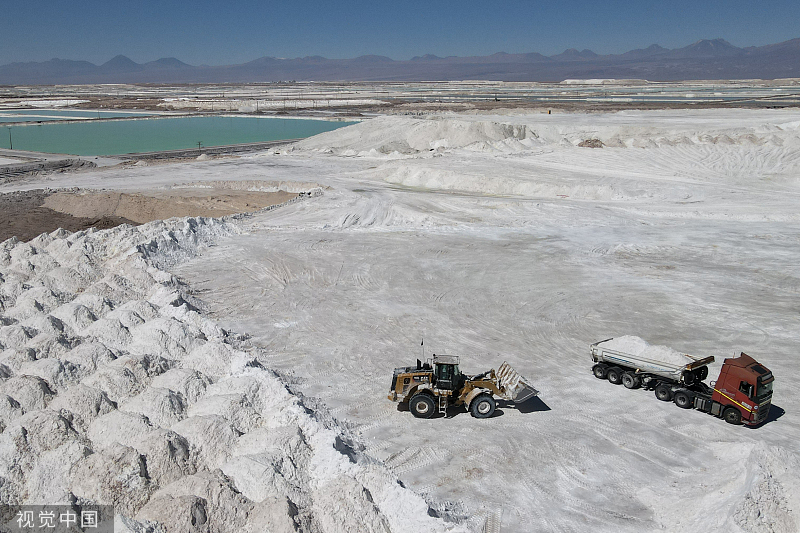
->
[384,445,451,476]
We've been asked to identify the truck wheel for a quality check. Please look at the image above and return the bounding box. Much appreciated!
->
[697,367,709,381]
[622,372,640,389]
[654,383,673,402]
[606,367,623,385]
[410,394,435,419]
[470,394,496,419]
[673,390,694,409]
[723,407,742,425]
[592,364,608,379]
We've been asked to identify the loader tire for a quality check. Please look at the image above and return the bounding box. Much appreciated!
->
[470,394,496,419]
[410,394,435,419]
[723,407,742,425]
[606,367,623,385]
[673,390,694,409]
[622,372,640,389]
[592,364,608,379]
[655,383,673,402]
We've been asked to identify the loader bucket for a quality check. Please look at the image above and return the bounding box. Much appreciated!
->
[496,362,539,402]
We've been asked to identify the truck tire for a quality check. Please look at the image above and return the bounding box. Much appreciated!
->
[673,390,694,409]
[592,364,608,379]
[622,372,640,389]
[655,383,673,402]
[697,366,709,381]
[723,407,742,425]
[470,394,496,419]
[410,394,435,419]
[607,367,624,385]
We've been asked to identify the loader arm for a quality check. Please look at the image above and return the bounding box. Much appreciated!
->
[460,362,538,404]
[459,376,504,404]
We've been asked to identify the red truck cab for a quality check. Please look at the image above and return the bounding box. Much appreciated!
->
[712,353,773,426]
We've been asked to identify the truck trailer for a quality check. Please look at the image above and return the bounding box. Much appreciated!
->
[590,337,773,426]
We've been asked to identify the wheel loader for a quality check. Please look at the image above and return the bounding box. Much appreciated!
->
[388,354,538,418]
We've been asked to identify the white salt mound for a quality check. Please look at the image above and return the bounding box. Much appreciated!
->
[0,217,466,532]
[599,335,693,366]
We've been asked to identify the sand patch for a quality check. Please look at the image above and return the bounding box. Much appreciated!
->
[42,188,298,225]
[0,189,136,243]
[2,183,303,243]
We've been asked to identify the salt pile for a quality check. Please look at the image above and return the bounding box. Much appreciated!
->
[294,112,797,159]
[294,115,536,156]
[0,219,465,532]
[598,336,693,366]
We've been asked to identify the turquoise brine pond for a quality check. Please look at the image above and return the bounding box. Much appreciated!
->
[0,116,355,156]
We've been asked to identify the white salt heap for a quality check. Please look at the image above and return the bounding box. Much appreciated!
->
[598,336,694,366]
[0,219,465,532]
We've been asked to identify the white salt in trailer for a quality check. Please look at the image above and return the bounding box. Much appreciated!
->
[590,337,714,389]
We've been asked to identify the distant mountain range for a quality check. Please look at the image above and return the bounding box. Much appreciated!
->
[2,38,800,84]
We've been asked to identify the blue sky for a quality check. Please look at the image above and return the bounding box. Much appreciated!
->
[2,0,799,65]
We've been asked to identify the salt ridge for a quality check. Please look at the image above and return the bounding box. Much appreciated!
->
[0,219,465,532]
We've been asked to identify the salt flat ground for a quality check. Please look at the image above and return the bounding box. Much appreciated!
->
[12,109,800,532]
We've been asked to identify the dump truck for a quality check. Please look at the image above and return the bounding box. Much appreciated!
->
[590,338,774,426]
[388,354,538,418]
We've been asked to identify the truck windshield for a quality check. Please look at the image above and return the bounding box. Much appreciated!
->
[757,380,773,399]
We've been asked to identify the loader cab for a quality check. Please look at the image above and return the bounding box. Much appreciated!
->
[432,355,463,391]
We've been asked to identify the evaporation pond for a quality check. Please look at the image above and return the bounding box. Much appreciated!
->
[0,116,356,155]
